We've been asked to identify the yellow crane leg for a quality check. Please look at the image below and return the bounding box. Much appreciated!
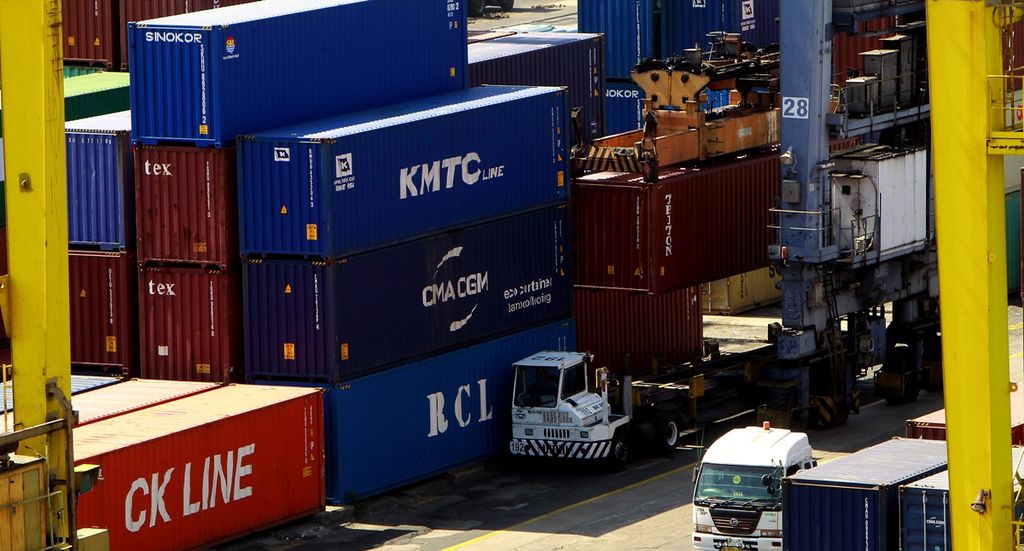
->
[927,1,1013,549]
[0,0,75,545]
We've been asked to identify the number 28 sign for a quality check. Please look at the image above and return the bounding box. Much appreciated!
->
[782,97,810,119]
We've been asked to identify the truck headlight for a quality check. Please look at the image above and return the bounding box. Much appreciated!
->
[760,529,782,538]
[525,428,534,436]
[580,431,589,439]
[694,524,713,533]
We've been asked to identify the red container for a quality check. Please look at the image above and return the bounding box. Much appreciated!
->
[574,286,703,375]
[907,401,1024,444]
[0,227,7,342]
[118,0,261,69]
[63,0,117,67]
[139,266,241,382]
[135,145,238,267]
[70,251,138,375]
[74,379,219,425]
[75,384,325,551]
[574,150,780,294]
[832,17,895,85]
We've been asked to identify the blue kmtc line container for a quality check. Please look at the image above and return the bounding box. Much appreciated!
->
[237,86,569,258]
[65,111,134,249]
[783,438,947,551]
[243,205,571,380]
[276,319,575,502]
[128,0,467,146]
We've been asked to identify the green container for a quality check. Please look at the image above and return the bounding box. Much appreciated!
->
[63,72,130,122]
[1009,190,1022,293]
[62,66,106,78]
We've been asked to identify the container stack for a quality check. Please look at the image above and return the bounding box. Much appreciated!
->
[125,0,468,383]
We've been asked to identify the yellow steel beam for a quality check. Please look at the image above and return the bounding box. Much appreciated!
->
[0,0,74,544]
[927,1,1013,549]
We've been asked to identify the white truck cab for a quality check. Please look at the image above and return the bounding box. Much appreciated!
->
[509,351,632,466]
[691,423,815,551]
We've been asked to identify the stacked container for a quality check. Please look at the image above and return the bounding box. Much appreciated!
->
[126,0,468,382]
[65,111,139,375]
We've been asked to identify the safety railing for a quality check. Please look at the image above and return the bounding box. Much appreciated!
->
[768,207,839,251]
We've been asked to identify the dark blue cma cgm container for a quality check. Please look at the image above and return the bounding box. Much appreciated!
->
[281,319,575,502]
[784,438,947,551]
[900,447,1024,551]
[469,33,605,141]
[65,111,134,249]
[661,0,738,56]
[128,0,467,146]
[238,86,568,258]
[243,206,571,380]
[578,0,656,79]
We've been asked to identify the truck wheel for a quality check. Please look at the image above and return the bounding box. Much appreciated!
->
[608,432,631,471]
[655,415,681,454]
[468,0,485,17]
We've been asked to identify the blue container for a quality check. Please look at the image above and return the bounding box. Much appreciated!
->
[578,0,656,79]
[3,374,120,412]
[128,0,467,146]
[469,33,605,141]
[65,111,134,249]
[604,80,645,135]
[900,448,1024,551]
[739,0,780,48]
[238,86,569,259]
[283,319,576,502]
[243,206,572,380]
[783,438,947,551]
[661,0,738,56]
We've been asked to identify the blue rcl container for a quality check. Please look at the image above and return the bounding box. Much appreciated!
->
[65,111,134,249]
[237,86,569,259]
[279,319,576,502]
[242,205,572,381]
[128,0,467,146]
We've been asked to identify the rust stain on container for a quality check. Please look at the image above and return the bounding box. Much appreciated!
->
[135,145,238,267]
[574,286,703,376]
[574,149,780,294]
[138,266,241,382]
[70,251,138,376]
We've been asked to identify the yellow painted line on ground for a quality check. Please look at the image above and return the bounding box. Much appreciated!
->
[443,461,697,551]
[1010,322,1023,332]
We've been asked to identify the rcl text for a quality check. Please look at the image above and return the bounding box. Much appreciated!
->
[427,379,493,437]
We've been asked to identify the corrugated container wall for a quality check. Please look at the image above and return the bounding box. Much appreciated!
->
[661,0,736,56]
[70,251,138,375]
[119,0,261,70]
[3,375,120,414]
[701,267,781,315]
[468,33,605,142]
[238,86,568,259]
[906,401,1024,444]
[65,111,134,249]
[139,266,241,382]
[739,0,780,48]
[578,0,656,79]
[833,17,895,85]
[574,149,780,293]
[135,146,238,266]
[63,0,116,67]
[574,287,702,376]
[783,438,948,551]
[243,206,571,381]
[128,0,468,146]
[604,80,645,135]
[75,385,325,551]
[73,379,220,425]
[285,320,575,502]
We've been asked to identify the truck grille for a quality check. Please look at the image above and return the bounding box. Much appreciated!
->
[542,411,573,425]
[543,428,571,439]
[710,509,761,535]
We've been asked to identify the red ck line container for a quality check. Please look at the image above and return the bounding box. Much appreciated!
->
[73,379,220,425]
[138,266,241,382]
[75,384,325,551]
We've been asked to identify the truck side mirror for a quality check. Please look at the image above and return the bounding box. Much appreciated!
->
[766,485,775,495]
[761,474,772,487]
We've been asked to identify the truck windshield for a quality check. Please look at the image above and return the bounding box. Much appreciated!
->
[694,464,778,506]
[513,365,559,408]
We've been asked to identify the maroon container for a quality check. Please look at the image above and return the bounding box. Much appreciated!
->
[832,17,895,85]
[70,251,138,375]
[574,150,780,294]
[118,0,260,70]
[907,401,1024,445]
[574,286,703,376]
[63,0,117,67]
[0,227,7,343]
[135,145,238,267]
[138,266,241,382]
